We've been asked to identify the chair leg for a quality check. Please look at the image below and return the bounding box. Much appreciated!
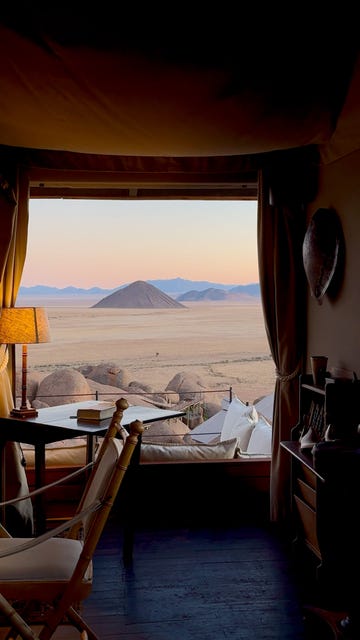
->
[0,594,40,640]
[66,606,99,640]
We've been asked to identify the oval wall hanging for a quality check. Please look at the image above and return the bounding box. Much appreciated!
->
[302,208,342,304]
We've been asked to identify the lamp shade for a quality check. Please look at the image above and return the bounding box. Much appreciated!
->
[0,307,50,344]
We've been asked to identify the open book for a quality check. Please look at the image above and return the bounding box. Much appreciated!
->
[77,401,115,421]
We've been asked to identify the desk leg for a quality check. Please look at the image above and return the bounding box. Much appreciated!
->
[34,443,46,535]
[86,435,95,465]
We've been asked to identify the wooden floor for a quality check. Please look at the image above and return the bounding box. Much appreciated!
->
[0,515,339,639]
[80,517,312,640]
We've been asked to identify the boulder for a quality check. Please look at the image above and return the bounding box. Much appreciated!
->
[165,371,207,401]
[127,380,155,393]
[85,378,158,408]
[142,417,191,444]
[35,368,92,406]
[83,362,131,388]
[85,378,127,403]
[16,370,46,404]
[128,382,180,405]
[203,401,222,419]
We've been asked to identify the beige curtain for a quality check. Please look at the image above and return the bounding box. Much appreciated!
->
[257,165,308,525]
[0,172,17,414]
[0,167,33,534]
[0,168,29,411]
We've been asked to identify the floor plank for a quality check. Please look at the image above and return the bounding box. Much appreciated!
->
[83,520,307,639]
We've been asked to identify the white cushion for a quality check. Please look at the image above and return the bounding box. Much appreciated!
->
[21,437,94,468]
[188,408,227,444]
[140,438,238,462]
[0,537,86,581]
[245,416,272,456]
[220,396,258,451]
[254,392,274,424]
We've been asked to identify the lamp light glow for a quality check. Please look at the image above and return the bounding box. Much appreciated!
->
[0,307,50,418]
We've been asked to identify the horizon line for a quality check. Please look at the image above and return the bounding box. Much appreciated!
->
[19,280,260,291]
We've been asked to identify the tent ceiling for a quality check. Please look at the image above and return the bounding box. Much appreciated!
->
[0,14,358,163]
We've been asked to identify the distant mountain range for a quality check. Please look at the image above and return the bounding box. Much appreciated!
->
[177,284,260,302]
[19,278,260,300]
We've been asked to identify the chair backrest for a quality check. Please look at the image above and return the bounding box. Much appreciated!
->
[74,411,143,539]
[67,396,133,540]
[61,415,144,602]
[79,436,123,538]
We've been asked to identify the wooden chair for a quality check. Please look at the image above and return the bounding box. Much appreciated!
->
[0,397,144,640]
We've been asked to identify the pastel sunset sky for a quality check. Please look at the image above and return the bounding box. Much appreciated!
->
[22,198,259,288]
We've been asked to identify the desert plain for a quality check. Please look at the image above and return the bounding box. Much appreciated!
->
[19,298,276,406]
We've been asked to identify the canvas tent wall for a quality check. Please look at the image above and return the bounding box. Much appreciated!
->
[0,14,359,164]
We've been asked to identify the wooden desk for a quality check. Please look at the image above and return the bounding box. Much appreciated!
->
[0,401,185,533]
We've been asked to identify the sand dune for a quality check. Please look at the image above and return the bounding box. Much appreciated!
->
[22,302,275,405]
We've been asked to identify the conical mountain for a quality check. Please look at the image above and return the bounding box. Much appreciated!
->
[92,280,186,309]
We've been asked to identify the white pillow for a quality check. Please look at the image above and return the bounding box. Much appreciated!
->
[220,396,258,451]
[140,438,238,462]
[246,416,272,456]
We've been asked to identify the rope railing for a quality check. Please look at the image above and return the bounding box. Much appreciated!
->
[27,387,232,401]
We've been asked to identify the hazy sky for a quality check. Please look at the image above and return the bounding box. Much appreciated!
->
[21,198,259,289]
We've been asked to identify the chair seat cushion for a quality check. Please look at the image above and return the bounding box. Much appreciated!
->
[0,537,90,582]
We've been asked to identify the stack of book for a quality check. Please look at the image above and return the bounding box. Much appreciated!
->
[307,400,325,439]
[77,401,115,421]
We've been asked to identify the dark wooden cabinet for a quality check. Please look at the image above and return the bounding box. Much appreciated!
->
[281,374,360,569]
[283,377,360,640]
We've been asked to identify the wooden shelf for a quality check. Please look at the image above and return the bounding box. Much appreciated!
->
[280,441,324,480]
[301,383,326,395]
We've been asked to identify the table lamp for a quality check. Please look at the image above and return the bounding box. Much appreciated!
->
[0,307,50,418]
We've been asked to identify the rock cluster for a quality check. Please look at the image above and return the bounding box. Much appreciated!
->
[16,362,223,434]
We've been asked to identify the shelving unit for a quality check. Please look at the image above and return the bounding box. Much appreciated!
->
[293,374,360,443]
[281,374,360,566]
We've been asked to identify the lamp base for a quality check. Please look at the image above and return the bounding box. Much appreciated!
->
[10,407,38,419]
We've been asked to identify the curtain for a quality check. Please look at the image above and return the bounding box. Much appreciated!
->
[0,166,33,535]
[0,172,17,415]
[0,168,30,410]
[257,165,308,525]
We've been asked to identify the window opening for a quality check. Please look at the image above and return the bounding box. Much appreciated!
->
[19,198,275,433]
